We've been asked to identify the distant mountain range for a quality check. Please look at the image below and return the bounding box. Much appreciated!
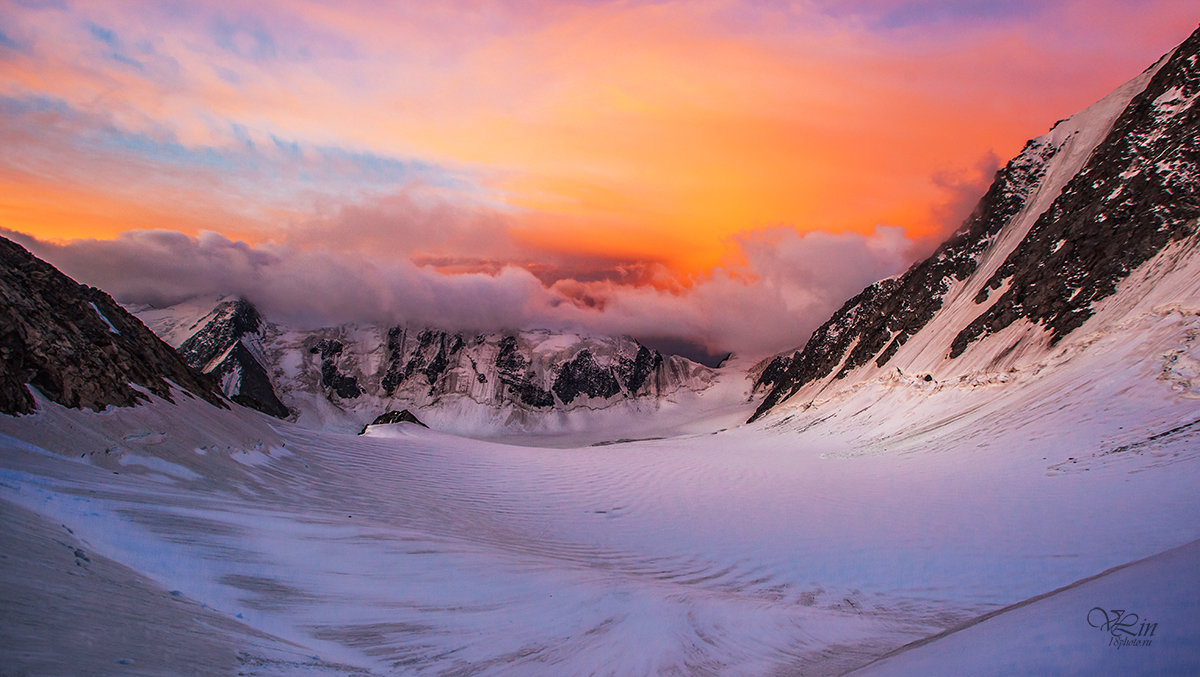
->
[2,27,1197,437]
[131,296,721,433]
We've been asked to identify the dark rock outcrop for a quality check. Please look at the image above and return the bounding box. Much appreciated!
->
[749,277,895,419]
[306,338,362,400]
[422,332,463,387]
[552,350,622,405]
[178,298,262,367]
[220,343,289,417]
[380,327,408,395]
[358,408,428,434]
[950,30,1200,355]
[0,236,227,415]
[380,329,466,397]
[178,299,288,418]
[495,336,555,408]
[618,345,664,395]
[310,338,344,361]
[752,354,793,395]
[320,365,362,399]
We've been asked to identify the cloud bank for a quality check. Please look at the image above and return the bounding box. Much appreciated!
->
[7,223,915,361]
[5,1,1191,361]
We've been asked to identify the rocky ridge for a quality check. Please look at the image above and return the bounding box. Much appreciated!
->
[752,27,1200,421]
[0,236,227,415]
[145,299,718,425]
[177,299,289,418]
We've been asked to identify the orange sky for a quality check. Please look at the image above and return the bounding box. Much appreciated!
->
[1,0,1196,277]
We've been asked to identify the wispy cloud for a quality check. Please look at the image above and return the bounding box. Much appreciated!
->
[0,92,486,241]
[1,0,1195,353]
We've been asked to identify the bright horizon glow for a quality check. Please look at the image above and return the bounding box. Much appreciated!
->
[1,1,1197,354]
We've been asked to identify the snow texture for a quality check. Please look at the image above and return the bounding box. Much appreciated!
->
[3,25,1200,677]
[3,282,1199,674]
[89,301,120,334]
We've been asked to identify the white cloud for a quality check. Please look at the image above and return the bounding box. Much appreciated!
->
[8,223,915,359]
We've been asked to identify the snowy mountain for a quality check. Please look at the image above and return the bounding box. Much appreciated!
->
[136,298,723,435]
[173,298,289,418]
[752,27,1200,421]
[0,236,227,415]
[3,27,1200,677]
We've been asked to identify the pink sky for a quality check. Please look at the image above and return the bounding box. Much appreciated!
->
[1,1,1196,357]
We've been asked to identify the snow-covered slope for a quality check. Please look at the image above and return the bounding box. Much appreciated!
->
[853,540,1200,676]
[753,28,1200,420]
[4,24,1200,677]
[2,313,1198,674]
[136,298,737,438]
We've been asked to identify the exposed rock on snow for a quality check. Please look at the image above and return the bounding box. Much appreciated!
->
[139,301,719,434]
[178,299,289,418]
[359,409,428,434]
[494,335,555,408]
[753,28,1200,421]
[0,236,227,415]
[310,338,365,401]
[552,349,622,404]
[951,32,1200,356]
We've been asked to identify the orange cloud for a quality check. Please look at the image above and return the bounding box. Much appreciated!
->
[1,0,1196,282]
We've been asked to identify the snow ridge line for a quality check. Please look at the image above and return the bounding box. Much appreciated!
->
[843,538,1200,675]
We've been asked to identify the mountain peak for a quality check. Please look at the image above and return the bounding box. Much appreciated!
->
[139,301,721,434]
[751,29,1200,421]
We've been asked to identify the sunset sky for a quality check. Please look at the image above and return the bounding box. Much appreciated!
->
[2,1,1196,358]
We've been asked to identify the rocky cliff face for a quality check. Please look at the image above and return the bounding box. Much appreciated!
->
[310,338,364,401]
[494,335,555,408]
[175,299,289,418]
[141,299,718,428]
[949,35,1200,356]
[0,236,227,415]
[752,27,1200,421]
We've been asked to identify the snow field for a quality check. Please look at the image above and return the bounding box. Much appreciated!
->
[3,298,1199,675]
